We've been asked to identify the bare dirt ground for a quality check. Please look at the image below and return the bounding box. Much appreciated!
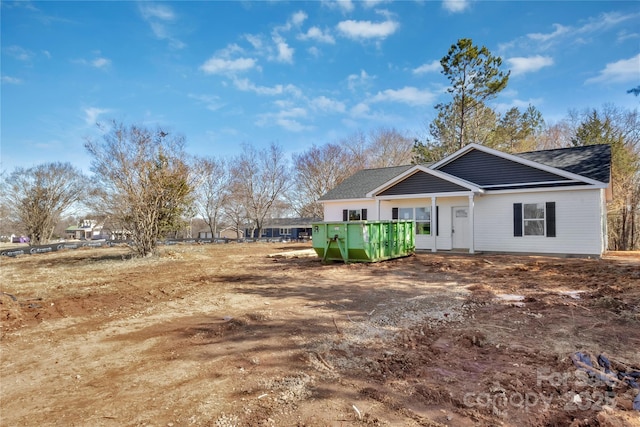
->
[1,243,639,427]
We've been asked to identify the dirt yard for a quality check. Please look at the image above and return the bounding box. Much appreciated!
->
[1,243,639,427]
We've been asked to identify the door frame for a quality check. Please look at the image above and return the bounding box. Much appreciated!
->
[451,205,470,249]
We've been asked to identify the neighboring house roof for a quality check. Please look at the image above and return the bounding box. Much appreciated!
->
[262,217,321,227]
[319,144,611,201]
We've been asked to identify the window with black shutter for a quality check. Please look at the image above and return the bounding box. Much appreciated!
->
[546,202,556,237]
[513,203,523,237]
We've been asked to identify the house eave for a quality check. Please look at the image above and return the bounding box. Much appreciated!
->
[374,190,479,200]
[484,184,607,195]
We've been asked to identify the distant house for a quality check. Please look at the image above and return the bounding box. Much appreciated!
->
[318,143,611,257]
[247,218,319,241]
[65,220,107,240]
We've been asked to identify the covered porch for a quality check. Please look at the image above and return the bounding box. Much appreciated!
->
[374,193,479,253]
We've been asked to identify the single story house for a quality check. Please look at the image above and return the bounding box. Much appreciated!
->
[247,218,319,241]
[318,143,611,257]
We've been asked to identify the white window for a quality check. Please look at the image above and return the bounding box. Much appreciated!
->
[279,228,291,235]
[399,208,413,220]
[394,207,431,235]
[523,203,545,236]
[415,207,431,235]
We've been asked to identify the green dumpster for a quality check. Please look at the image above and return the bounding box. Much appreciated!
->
[312,220,415,263]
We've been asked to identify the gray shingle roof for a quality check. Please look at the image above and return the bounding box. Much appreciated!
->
[516,144,611,183]
[319,145,611,201]
[318,165,413,201]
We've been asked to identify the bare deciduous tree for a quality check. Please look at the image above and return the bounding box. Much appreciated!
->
[231,143,290,238]
[85,122,195,257]
[291,143,352,218]
[1,162,86,245]
[366,127,415,168]
[193,157,231,239]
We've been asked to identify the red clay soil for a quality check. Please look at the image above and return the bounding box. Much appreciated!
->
[1,243,639,426]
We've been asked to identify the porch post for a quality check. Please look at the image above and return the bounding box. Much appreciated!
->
[468,193,475,254]
[431,196,437,253]
[376,197,381,220]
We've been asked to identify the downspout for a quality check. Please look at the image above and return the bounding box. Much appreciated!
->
[431,196,437,253]
[469,193,475,254]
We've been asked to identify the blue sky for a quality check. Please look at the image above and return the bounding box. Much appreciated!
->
[2,0,639,173]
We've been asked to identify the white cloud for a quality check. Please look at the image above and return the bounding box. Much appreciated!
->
[139,4,175,21]
[245,34,263,50]
[275,10,308,33]
[507,55,553,76]
[412,60,441,74]
[6,45,33,61]
[271,35,294,63]
[350,102,371,118]
[527,24,570,43]
[585,53,640,84]
[347,69,374,91]
[494,97,545,114]
[616,30,640,43]
[138,3,184,49]
[322,0,355,13]
[276,118,313,132]
[188,93,224,112]
[442,0,470,13]
[91,57,111,69]
[200,57,257,74]
[337,19,399,40]
[308,46,321,57]
[84,107,110,126]
[291,11,308,27]
[298,26,335,44]
[578,11,637,35]
[370,86,435,106]
[73,55,112,69]
[310,96,346,113]
[362,0,390,8]
[232,77,301,97]
[1,75,23,84]
[256,107,312,132]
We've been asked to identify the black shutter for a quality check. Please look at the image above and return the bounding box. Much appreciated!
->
[362,209,367,220]
[436,206,439,236]
[546,202,556,237]
[392,207,398,220]
[513,203,523,237]
[343,209,348,221]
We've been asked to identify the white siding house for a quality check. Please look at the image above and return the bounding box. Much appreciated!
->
[318,143,611,257]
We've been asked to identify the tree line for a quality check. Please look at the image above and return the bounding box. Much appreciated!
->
[1,39,638,256]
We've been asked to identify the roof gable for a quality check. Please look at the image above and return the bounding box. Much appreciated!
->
[377,170,470,196]
[436,148,573,186]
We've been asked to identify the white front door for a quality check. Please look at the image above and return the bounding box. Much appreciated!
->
[452,206,469,249]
